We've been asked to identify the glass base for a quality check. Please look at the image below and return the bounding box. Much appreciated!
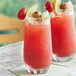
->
[53,54,73,62]
[8,65,50,76]
[26,64,49,74]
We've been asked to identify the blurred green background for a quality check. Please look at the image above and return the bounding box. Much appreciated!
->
[0,0,75,26]
[0,0,76,26]
[0,0,75,17]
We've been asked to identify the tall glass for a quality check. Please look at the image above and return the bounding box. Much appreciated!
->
[24,11,52,74]
[51,1,76,62]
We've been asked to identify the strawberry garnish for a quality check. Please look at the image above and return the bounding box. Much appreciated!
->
[18,8,26,20]
[45,1,54,13]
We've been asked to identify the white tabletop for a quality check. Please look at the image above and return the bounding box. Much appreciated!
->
[0,41,76,76]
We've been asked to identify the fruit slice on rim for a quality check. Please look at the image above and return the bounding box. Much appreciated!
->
[26,5,38,17]
[45,1,54,13]
[18,8,26,20]
[52,0,61,15]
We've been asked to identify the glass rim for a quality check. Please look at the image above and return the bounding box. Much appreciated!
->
[51,11,74,18]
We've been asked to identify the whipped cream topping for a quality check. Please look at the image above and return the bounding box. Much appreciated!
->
[25,11,50,25]
[63,1,74,15]
[42,11,50,25]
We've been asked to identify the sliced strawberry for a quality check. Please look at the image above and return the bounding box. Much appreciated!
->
[45,1,54,13]
[60,3,66,9]
[18,8,26,20]
[34,11,38,14]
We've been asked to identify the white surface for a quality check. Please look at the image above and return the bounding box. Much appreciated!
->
[9,54,76,76]
[0,70,15,76]
[9,65,76,76]
[0,41,76,76]
[0,42,24,70]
